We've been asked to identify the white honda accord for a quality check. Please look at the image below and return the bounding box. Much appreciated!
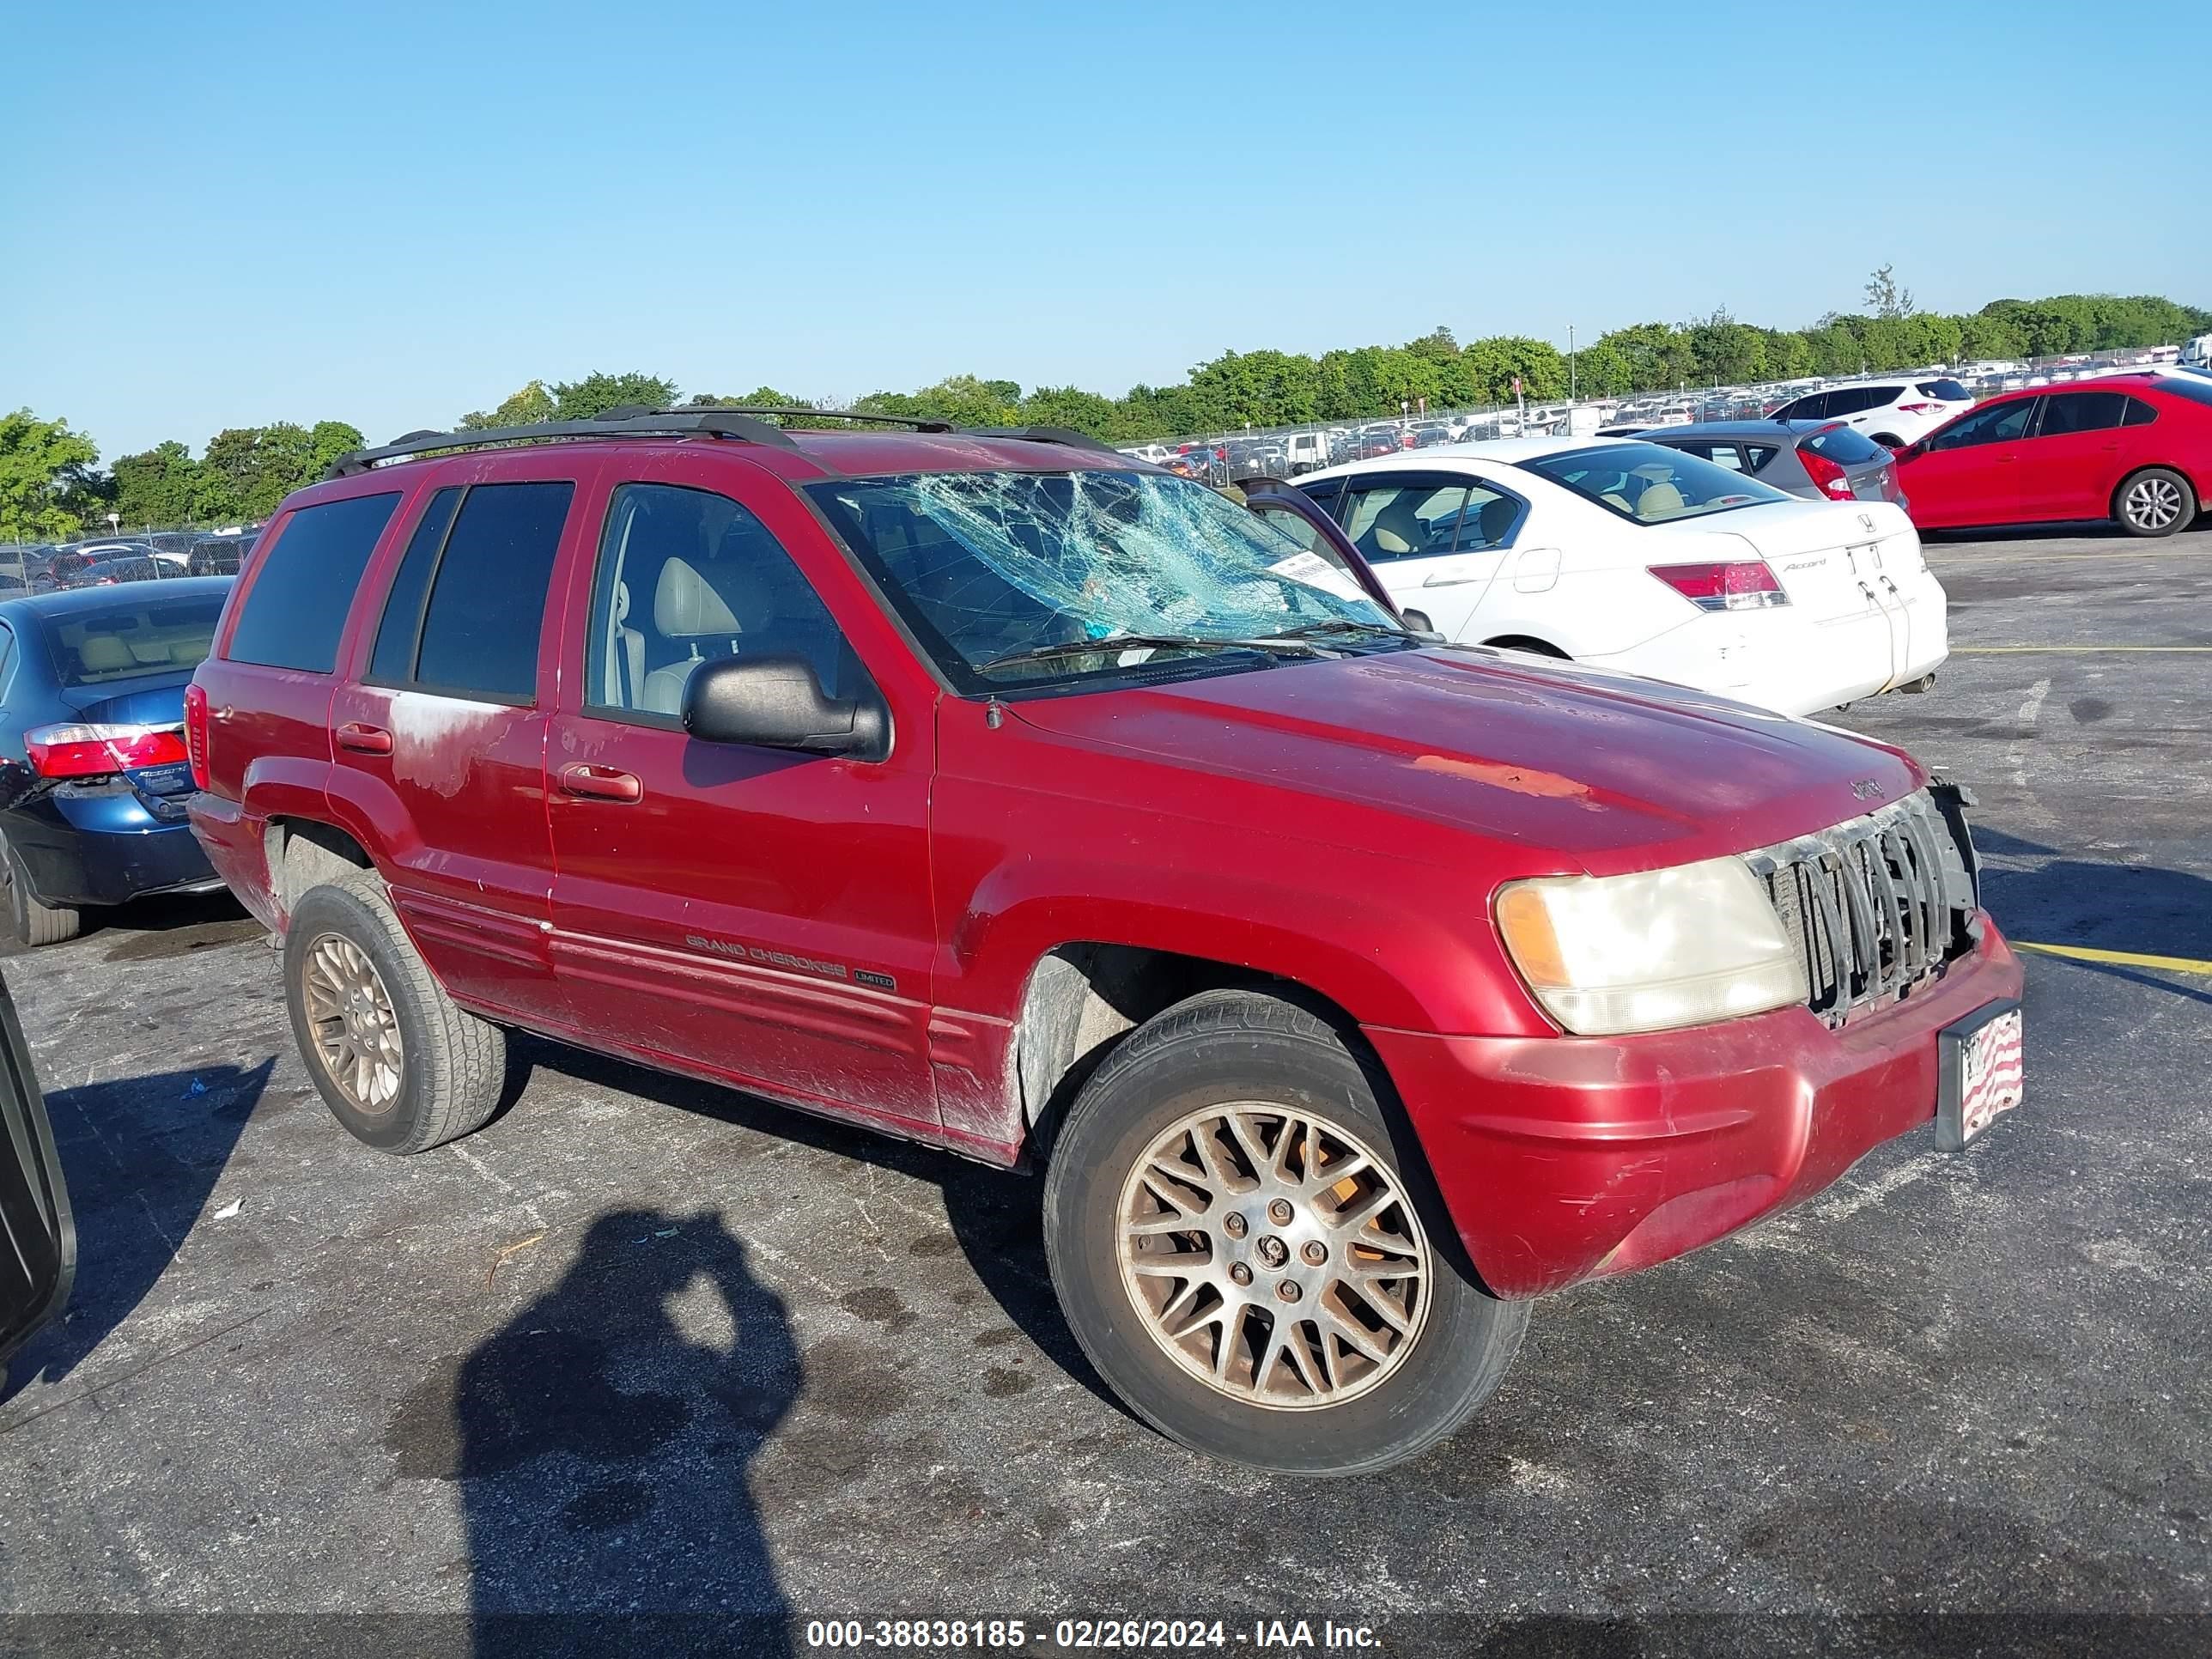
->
[1288,437,1948,717]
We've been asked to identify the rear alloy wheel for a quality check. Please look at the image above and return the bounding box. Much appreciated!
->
[2116,468,2196,538]
[0,843,80,948]
[283,872,506,1153]
[1043,989,1527,1475]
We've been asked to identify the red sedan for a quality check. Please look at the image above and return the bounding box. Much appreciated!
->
[1894,373,2212,537]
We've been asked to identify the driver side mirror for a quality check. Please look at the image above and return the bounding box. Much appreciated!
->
[682,656,890,761]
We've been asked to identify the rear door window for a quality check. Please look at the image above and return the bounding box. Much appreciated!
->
[1832,386,1899,416]
[2036,392,2129,437]
[398,482,574,702]
[224,493,400,672]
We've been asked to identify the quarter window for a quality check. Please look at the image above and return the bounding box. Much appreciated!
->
[402,481,574,701]
[2122,397,2160,428]
[585,483,855,720]
[224,493,400,672]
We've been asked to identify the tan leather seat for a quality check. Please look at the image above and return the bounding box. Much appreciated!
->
[1359,495,1429,558]
[76,635,136,676]
[640,558,743,714]
[1636,482,1687,520]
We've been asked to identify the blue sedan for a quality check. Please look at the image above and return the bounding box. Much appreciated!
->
[0,579,234,946]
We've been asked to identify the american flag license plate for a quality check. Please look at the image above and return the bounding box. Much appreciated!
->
[1937,1003,2025,1151]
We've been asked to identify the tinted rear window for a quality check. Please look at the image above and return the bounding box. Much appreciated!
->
[46,593,230,688]
[2152,375,2212,410]
[226,493,400,672]
[1917,380,1972,401]
[409,481,573,701]
[1800,425,1885,464]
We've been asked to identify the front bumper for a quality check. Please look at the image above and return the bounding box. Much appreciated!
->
[3,795,217,908]
[1365,921,2025,1299]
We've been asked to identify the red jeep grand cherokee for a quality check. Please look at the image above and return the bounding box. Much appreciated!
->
[185,409,2026,1475]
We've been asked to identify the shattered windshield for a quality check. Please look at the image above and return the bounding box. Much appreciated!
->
[807,470,1403,692]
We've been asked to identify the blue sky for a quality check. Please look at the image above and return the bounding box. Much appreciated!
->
[9,0,2207,458]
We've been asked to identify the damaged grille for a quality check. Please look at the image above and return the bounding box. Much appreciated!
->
[1744,785,1982,1027]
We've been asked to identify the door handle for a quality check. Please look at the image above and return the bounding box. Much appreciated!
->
[335,721,393,756]
[1421,570,1483,587]
[559,763,643,803]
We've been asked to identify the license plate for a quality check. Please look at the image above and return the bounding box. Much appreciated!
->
[1936,1001,2024,1151]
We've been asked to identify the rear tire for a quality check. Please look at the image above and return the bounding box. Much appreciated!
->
[283,872,506,1153]
[2114,468,2196,538]
[1869,432,1905,449]
[1042,988,1527,1476]
[2,844,81,948]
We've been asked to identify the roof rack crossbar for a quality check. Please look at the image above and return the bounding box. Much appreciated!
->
[957,424,1123,456]
[323,409,803,479]
[669,405,955,433]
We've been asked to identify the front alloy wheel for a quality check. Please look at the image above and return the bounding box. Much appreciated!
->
[1044,989,1528,1476]
[1118,1104,1430,1408]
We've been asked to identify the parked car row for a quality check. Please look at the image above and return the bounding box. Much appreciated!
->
[0,530,260,596]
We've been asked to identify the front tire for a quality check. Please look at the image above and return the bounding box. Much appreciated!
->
[2115,468,2196,538]
[1042,989,1527,1475]
[283,872,506,1153]
[2,843,80,948]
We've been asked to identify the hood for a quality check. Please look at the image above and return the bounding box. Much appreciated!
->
[1010,647,1918,873]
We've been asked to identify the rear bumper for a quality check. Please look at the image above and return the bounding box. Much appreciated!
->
[1365,922,2025,1299]
[186,793,282,932]
[3,798,216,908]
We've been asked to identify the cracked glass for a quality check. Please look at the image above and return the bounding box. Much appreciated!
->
[808,470,1399,693]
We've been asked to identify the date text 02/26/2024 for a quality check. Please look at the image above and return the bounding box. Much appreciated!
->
[804,1618,1382,1650]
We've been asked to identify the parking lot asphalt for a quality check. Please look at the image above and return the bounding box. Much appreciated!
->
[1,526,2207,1657]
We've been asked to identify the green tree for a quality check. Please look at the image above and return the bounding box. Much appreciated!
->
[549,371,678,421]
[0,410,100,540]
[459,380,559,429]
[111,440,202,527]
[855,374,1024,429]
[1684,308,1767,386]
[1568,340,1632,398]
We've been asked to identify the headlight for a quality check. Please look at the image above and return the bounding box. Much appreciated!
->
[1495,857,1808,1036]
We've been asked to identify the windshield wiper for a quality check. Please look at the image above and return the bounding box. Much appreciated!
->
[980,633,1323,673]
[1265,618,1414,643]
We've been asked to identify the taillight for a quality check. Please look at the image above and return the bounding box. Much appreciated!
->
[1648,561,1790,612]
[184,683,212,791]
[24,721,191,780]
[1895,402,1945,416]
[1797,437,1859,501]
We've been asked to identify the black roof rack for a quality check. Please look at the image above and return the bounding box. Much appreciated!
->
[957,424,1123,456]
[324,408,804,479]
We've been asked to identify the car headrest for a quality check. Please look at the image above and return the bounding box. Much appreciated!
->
[1478,495,1516,543]
[1367,497,1426,556]
[1637,482,1687,520]
[77,635,136,672]
[653,557,741,638]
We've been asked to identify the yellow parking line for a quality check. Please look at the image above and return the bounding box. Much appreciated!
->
[2014,941,2212,976]
[1952,646,2212,653]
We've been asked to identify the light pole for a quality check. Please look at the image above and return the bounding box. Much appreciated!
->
[1568,325,1577,407]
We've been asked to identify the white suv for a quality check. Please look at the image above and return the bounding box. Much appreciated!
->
[1770,377,1975,449]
